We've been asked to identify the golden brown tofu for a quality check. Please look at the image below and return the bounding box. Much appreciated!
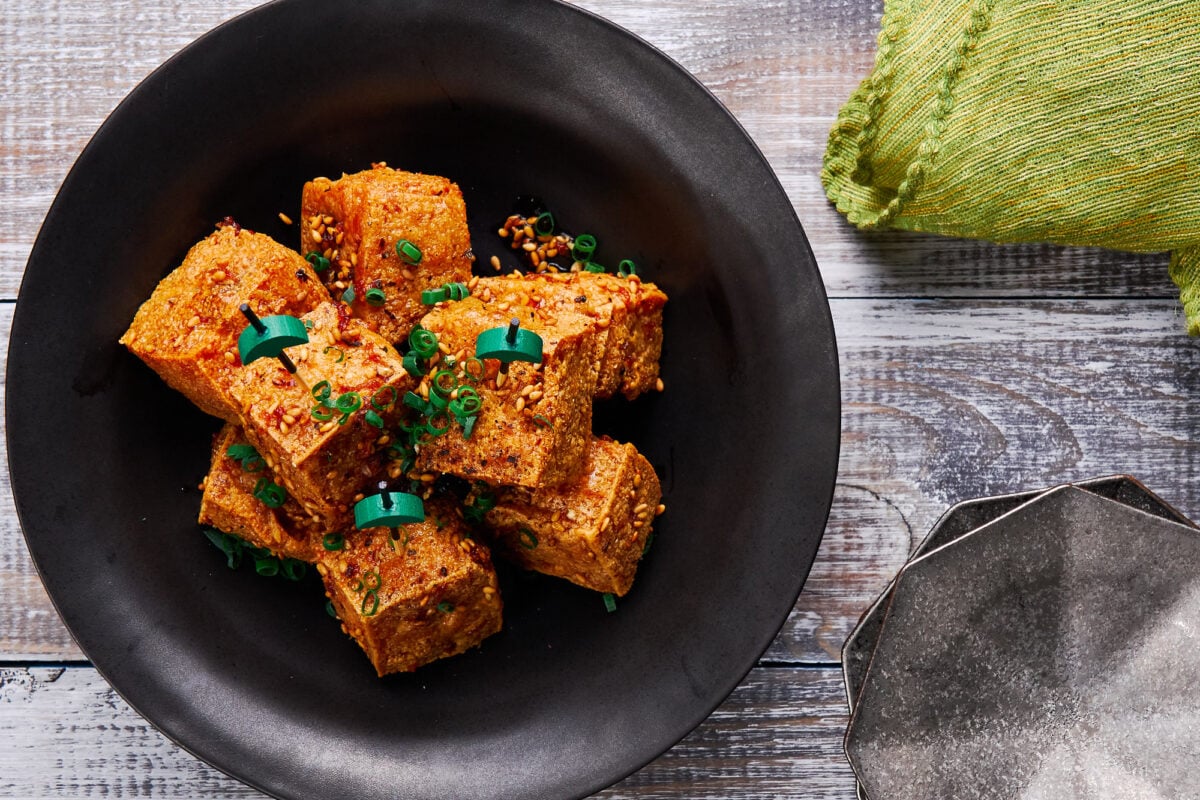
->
[300,165,473,343]
[198,424,322,562]
[120,223,330,421]
[229,302,413,528]
[484,436,662,596]
[414,296,597,488]
[477,272,667,399]
[318,499,502,675]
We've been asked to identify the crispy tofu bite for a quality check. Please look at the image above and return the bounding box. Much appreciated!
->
[477,272,667,400]
[318,499,502,675]
[198,424,321,562]
[413,296,597,488]
[300,164,473,343]
[483,436,662,596]
[120,222,330,421]
[229,302,413,528]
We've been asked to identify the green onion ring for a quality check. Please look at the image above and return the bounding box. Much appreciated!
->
[305,252,330,272]
[431,369,458,398]
[617,259,638,277]
[365,287,387,306]
[361,590,380,616]
[364,409,385,429]
[323,345,345,363]
[334,392,363,414]
[401,352,425,377]
[311,404,335,422]
[395,239,423,265]
[311,380,332,403]
[255,557,280,577]
[363,569,382,590]
[534,211,555,236]
[408,327,438,358]
[461,357,485,382]
[572,233,597,260]
[425,412,451,436]
[518,527,538,550]
[371,385,398,410]
[322,533,345,551]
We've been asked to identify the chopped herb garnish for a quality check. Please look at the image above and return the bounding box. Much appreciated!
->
[531,414,553,429]
[365,287,387,306]
[254,556,280,577]
[361,590,380,616]
[396,239,423,265]
[371,386,398,410]
[518,527,538,550]
[642,531,655,557]
[437,601,455,613]
[583,261,606,273]
[252,478,287,508]
[363,569,382,591]
[325,599,338,619]
[602,593,617,613]
[322,533,345,551]
[364,409,384,429]
[311,404,335,421]
[573,234,597,261]
[341,286,356,304]
[323,345,345,363]
[617,259,638,277]
[402,352,425,377]
[226,444,264,472]
[305,252,330,272]
[462,357,485,383]
[535,211,555,236]
[408,326,438,359]
[311,380,333,404]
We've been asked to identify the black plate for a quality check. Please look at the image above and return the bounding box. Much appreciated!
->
[7,2,839,798]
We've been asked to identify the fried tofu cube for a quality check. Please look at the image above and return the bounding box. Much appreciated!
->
[318,499,502,675]
[415,296,597,488]
[477,272,667,399]
[300,165,473,343]
[484,436,662,596]
[198,424,322,562]
[229,302,413,528]
[119,223,330,421]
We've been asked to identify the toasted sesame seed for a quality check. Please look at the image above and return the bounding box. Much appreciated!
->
[515,396,526,412]
[388,465,403,479]
[278,212,293,225]
[523,225,534,238]
[656,504,666,515]
[600,516,611,532]
[376,365,393,377]
[633,473,642,488]
[468,275,480,290]
[483,586,496,597]
[326,470,338,479]
[353,493,365,502]
[633,503,648,515]
[376,435,391,446]
[311,229,323,243]
[656,377,665,392]
[211,270,227,282]
[322,215,334,225]
[320,421,337,433]
[223,350,236,364]
[335,231,344,245]
[522,242,537,252]
[401,269,416,280]
[528,390,543,402]
[420,472,437,483]
[282,414,297,425]
[279,421,290,434]
[520,384,534,397]
[497,227,509,238]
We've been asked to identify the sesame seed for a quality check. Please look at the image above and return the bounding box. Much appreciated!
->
[320,421,337,433]
[522,242,537,252]
[528,390,543,402]
[322,215,334,225]
[279,421,290,434]
[278,212,293,225]
[311,229,323,243]
[497,228,509,238]
[520,384,534,397]
[656,504,666,516]
[633,503,648,514]
[633,473,642,488]
[223,350,236,364]
[515,396,526,412]
[656,377,665,392]
[483,586,496,597]
[420,472,436,483]
[600,516,611,532]
[468,276,480,290]
[282,414,297,425]
[211,270,226,282]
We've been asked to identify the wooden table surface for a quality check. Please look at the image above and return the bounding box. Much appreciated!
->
[2,1,1192,797]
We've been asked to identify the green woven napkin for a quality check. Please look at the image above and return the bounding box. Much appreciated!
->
[822,0,1200,331]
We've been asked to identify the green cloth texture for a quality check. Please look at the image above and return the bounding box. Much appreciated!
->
[822,0,1200,330]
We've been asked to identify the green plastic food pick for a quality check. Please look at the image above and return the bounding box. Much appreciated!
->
[237,305,308,372]
[354,482,425,530]
[475,318,543,373]
[821,0,1200,332]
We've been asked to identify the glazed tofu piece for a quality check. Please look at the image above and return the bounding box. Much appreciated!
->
[300,164,473,343]
[414,296,598,488]
[477,272,667,399]
[119,223,329,421]
[484,436,662,596]
[198,424,322,562]
[318,499,502,675]
[229,302,413,528]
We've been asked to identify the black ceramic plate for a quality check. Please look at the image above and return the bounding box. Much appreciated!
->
[7,2,839,799]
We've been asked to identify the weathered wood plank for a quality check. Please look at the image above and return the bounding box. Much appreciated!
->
[0,0,1180,302]
[0,665,856,799]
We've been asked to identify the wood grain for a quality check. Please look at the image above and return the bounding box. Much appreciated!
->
[4,0,1199,798]
[0,665,856,799]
